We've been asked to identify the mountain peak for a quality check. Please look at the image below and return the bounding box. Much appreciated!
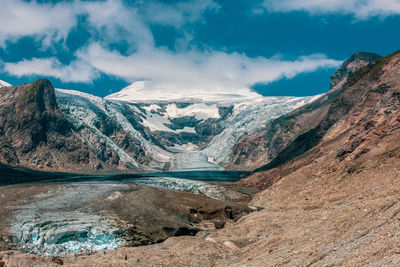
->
[105,81,263,103]
[0,80,12,87]
[330,51,381,91]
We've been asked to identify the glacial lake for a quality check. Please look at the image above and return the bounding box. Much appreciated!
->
[38,170,251,184]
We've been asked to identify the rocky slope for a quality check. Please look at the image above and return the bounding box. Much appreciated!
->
[229,52,381,170]
[239,49,400,189]
[0,79,152,172]
[0,79,99,172]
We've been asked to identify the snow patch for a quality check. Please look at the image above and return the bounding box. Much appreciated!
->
[165,103,220,120]
[105,80,263,103]
[0,80,12,87]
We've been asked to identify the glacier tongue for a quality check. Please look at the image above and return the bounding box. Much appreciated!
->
[13,212,123,256]
[171,96,319,170]
[10,182,130,256]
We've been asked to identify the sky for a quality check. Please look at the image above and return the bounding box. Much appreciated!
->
[0,0,400,98]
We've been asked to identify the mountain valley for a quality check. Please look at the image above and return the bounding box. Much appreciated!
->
[1,50,400,266]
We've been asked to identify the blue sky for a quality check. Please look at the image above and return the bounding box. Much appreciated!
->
[1,0,400,97]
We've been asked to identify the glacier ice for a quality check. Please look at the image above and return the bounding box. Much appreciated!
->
[132,177,244,200]
[9,174,247,256]
[104,80,263,102]
[13,213,123,256]
[10,182,130,256]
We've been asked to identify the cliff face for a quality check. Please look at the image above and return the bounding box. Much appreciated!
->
[239,50,400,189]
[229,52,381,170]
[0,79,89,171]
[0,79,143,172]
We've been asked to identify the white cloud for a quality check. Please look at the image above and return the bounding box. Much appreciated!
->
[0,0,343,95]
[3,43,342,88]
[138,0,220,27]
[77,43,342,93]
[261,0,400,19]
[82,0,154,50]
[0,0,77,47]
[0,0,219,48]
[4,58,98,83]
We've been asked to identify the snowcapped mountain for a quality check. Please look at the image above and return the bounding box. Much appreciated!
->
[105,81,263,103]
[55,83,319,171]
[0,52,383,173]
[0,80,11,87]
[0,77,320,171]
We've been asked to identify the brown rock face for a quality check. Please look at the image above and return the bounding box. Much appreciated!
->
[0,79,103,172]
[229,52,382,171]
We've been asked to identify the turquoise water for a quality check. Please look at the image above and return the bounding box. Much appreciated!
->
[43,170,250,184]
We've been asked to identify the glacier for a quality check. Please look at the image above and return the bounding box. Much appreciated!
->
[1,79,321,171]
[13,212,123,256]
[10,182,130,256]
[104,80,262,103]
[9,175,246,256]
[54,83,321,171]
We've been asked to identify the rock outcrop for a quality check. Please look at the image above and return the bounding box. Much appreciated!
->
[0,79,143,172]
[329,52,381,91]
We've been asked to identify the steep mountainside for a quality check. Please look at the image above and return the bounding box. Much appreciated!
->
[0,52,386,174]
[229,52,381,170]
[329,52,381,91]
[240,49,400,189]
